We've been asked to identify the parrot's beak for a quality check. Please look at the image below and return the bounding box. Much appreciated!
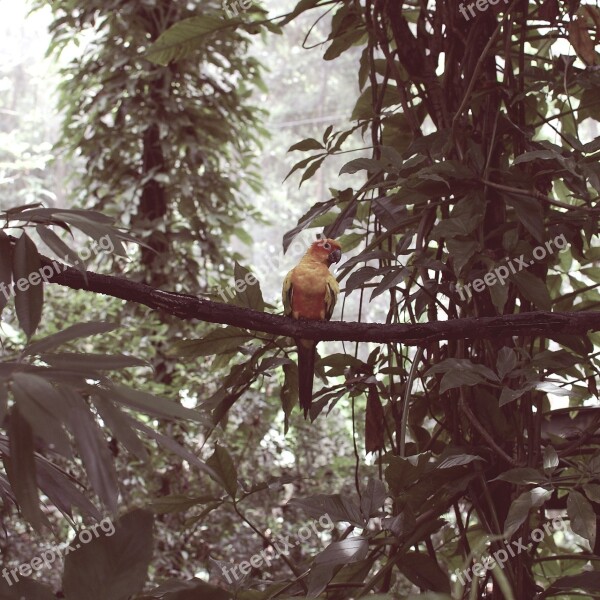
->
[328,248,342,266]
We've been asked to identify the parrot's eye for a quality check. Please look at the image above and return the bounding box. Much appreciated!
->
[323,242,331,250]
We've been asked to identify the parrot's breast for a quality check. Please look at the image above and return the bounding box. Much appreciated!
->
[290,264,330,320]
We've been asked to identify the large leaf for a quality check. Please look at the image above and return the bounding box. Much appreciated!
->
[62,509,154,600]
[146,16,227,66]
[24,322,119,356]
[360,478,387,518]
[0,578,55,600]
[567,490,596,548]
[426,358,499,393]
[39,353,147,371]
[131,418,219,480]
[106,384,205,422]
[11,373,72,457]
[232,262,264,311]
[398,551,451,593]
[63,387,119,512]
[35,458,102,521]
[546,571,600,594]
[503,194,544,242]
[173,327,254,358]
[503,487,551,538]
[5,408,45,531]
[92,396,149,461]
[306,537,369,597]
[291,494,365,527]
[207,444,238,498]
[0,230,12,314]
[13,232,43,338]
[147,494,218,515]
[513,270,552,311]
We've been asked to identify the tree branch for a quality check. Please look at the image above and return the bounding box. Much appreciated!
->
[42,258,600,345]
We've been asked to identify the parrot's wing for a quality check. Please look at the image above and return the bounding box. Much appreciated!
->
[282,269,294,316]
[324,274,339,321]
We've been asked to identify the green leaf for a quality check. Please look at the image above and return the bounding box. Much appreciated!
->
[92,396,149,462]
[384,453,431,496]
[132,418,218,480]
[62,509,154,600]
[543,445,559,474]
[39,353,147,371]
[447,238,479,276]
[173,327,254,358]
[0,578,55,600]
[299,156,326,187]
[5,407,45,531]
[360,478,387,518]
[567,490,596,547]
[207,444,238,498]
[36,224,86,273]
[282,199,336,251]
[496,347,517,380]
[513,270,552,311]
[289,138,325,152]
[398,551,451,593]
[35,457,102,521]
[147,494,218,515]
[11,373,72,458]
[232,262,264,311]
[425,358,499,393]
[146,16,227,66]
[547,572,600,593]
[281,361,298,434]
[489,277,509,313]
[306,538,369,597]
[339,157,385,175]
[494,468,547,485]
[291,494,365,527]
[583,483,600,503]
[0,230,12,314]
[13,232,43,338]
[63,387,119,512]
[499,386,528,406]
[24,322,119,356]
[503,487,551,538]
[436,454,483,469]
[107,384,205,422]
[503,194,544,243]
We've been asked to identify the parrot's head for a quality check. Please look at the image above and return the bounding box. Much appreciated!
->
[308,238,342,267]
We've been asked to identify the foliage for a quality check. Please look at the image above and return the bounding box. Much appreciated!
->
[37,0,267,285]
[154,0,600,597]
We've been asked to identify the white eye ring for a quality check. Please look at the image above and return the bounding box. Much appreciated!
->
[323,242,331,250]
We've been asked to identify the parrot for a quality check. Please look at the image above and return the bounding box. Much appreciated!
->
[282,237,342,418]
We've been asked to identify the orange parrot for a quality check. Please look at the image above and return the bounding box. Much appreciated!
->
[282,237,342,418]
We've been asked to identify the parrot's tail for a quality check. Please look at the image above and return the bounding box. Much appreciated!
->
[297,338,316,419]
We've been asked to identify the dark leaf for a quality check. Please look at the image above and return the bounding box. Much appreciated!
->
[13,232,43,338]
[62,509,154,600]
[207,444,238,498]
[5,407,45,531]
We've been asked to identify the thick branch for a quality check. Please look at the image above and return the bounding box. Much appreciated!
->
[43,258,600,345]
